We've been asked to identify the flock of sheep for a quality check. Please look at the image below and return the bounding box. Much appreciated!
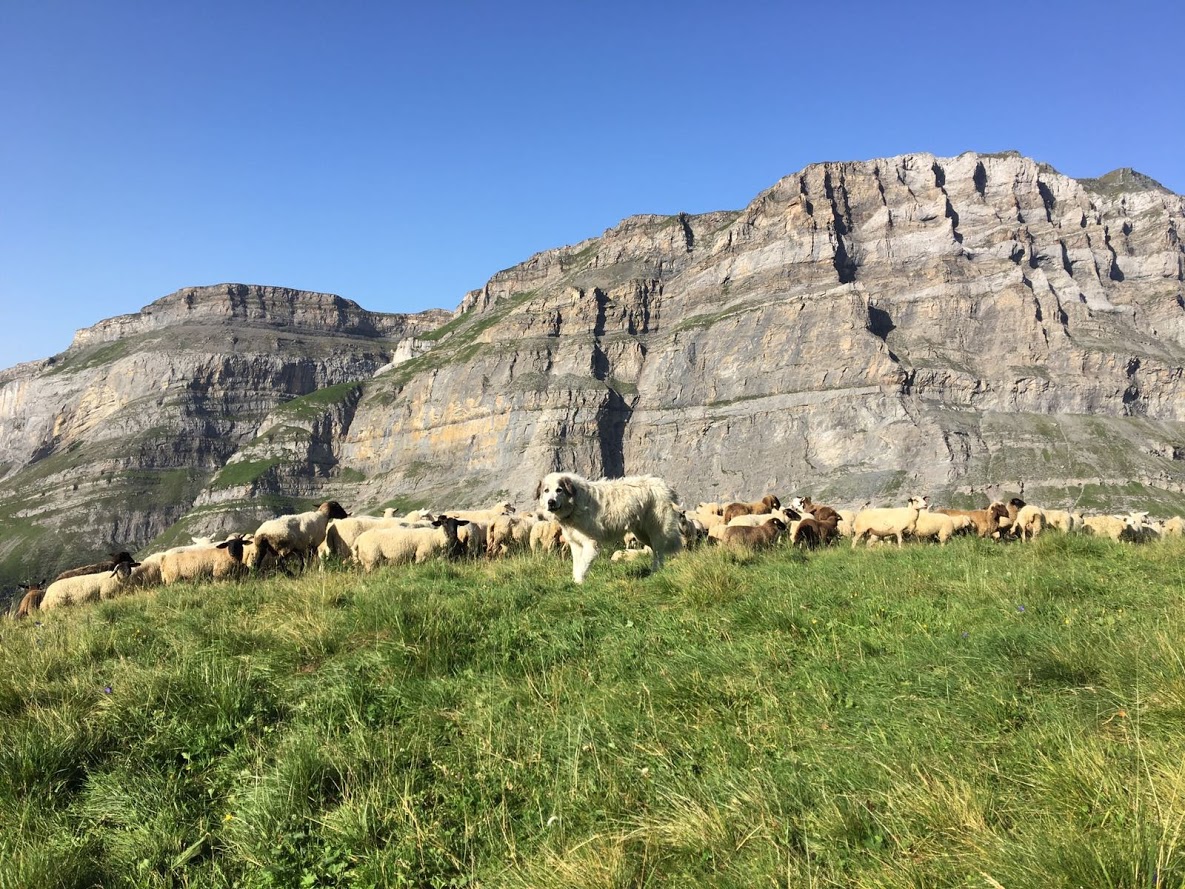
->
[9,487,1185,620]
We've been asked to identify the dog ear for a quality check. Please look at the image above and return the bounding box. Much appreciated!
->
[559,476,577,498]
[534,480,543,501]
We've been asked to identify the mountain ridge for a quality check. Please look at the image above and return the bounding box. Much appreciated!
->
[1,150,1183,591]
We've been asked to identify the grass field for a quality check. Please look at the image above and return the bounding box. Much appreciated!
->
[3,534,1185,888]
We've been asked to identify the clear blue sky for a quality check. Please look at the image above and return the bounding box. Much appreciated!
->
[2,0,1182,368]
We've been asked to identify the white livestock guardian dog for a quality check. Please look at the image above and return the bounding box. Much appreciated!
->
[536,472,683,583]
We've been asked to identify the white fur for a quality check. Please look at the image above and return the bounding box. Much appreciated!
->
[536,472,683,583]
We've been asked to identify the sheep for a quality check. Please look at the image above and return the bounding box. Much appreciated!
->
[1010,504,1046,542]
[487,514,537,557]
[160,538,253,584]
[51,551,138,583]
[13,582,46,619]
[719,517,788,550]
[1082,514,1126,541]
[453,519,489,559]
[41,561,139,611]
[529,519,566,554]
[1163,516,1185,537]
[725,507,798,528]
[696,502,724,516]
[250,500,349,570]
[791,499,842,546]
[353,516,470,572]
[441,502,516,524]
[935,503,1009,539]
[318,515,411,563]
[611,544,654,562]
[678,511,709,549]
[908,508,962,545]
[1042,509,1079,534]
[722,494,781,524]
[792,513,841,548]
[851,496,929,548]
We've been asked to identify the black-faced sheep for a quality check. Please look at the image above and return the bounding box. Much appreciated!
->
[352,516,469,571]
[251,500,349,570]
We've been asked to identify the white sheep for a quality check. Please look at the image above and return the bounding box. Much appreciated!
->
[41,561,138,610]
[251,500,349,569]
[1010,504,1046,542]
[529,519,566,554]
[1042,509,1078,533]
[160,538,253,584]
[851,496,929,548]
[353,516,469,572]
[909,508,963,545]
[1163,516,1185,537]
[318,515,417,563]
[487,514,537,557]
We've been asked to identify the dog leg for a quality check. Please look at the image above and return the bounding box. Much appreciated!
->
[572,538,598,583]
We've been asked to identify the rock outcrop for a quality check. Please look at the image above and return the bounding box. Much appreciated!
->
[342,151,1185,514]
[0,284,447,588]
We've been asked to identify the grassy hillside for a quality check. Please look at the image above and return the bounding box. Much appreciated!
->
[3,535,1185,887]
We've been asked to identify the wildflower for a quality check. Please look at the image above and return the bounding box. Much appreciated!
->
[961,631,969,639]
[103,686,113,694]
[1016,605,1026,613]
[33,621,42,628]
[223,813,235,823]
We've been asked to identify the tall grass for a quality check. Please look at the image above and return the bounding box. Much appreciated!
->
[2,535,1185,887]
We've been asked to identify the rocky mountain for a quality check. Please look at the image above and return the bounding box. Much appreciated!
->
[0,284,448,588]
[2,150,1184,591]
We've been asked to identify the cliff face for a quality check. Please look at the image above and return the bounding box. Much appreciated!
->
[341,152,1185,512]
[1,152,1184,593]
[0,284,448,586]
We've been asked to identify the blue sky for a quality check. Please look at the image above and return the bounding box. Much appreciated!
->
[2,0,1182,368]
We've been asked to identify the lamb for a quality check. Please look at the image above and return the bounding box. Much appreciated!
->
[719,517,788,550]
[851,496,929,548]
[250,500,349,570]
[160,537,253,584]
[722,494,782,524]
[453,520,488,559]
[41,560,139,611]
[353,516,470,572]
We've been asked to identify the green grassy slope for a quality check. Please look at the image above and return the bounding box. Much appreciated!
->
[3,535,1185,887]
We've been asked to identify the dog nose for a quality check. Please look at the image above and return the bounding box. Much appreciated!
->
[547,500,557,511]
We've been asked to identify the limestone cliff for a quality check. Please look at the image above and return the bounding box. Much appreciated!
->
[0,284,447,587]
[2,151,1184,595]
[341,152,1185,514]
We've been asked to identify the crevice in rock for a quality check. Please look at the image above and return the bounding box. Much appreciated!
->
[973,162,987,197]
[1037,180,1056,223]
[823,169,857,284]
[945,199,963,244]
[931,162,945,189]
[1103,227,1126,281]
[678,213,695,252]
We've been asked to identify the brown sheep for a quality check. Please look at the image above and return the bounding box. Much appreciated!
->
[13,582,46,619]
[720,517,788,549]
[722,494,782,524]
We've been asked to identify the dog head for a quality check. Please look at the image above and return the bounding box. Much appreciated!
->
[536,473,578,519]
